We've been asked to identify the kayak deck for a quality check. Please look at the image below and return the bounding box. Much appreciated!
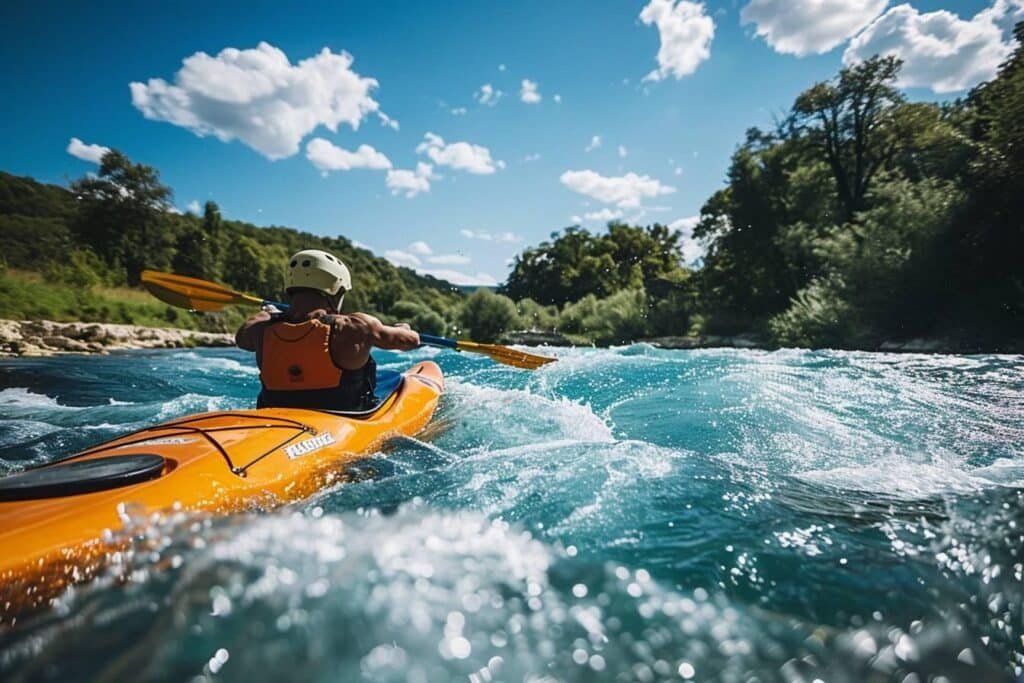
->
[0,361,443,623]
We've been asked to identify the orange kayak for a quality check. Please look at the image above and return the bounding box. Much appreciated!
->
[0,361,443,623]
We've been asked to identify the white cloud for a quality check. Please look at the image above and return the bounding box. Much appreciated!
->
[386,162,436,198]
[553,94,562,103]
[384,249,421,268]
[409,240,433,256]
[389,241,471,268]
[305,138,391,174]
[741,0,887,56]
[520,79,542,103]
[674,166,683,176]
[669,215,704,264]
[581,208,624,223]
[451,106,468,116]
[843,1,1024,93]
[427,253,471,265]
[585,135,602,152]
[559,169,676,209]
[130,42,389,160]
[618,145,628,158]
[420,269,498,286]
[66,137,110,164]
[639,0,715,81]
[186,200,201,214]
[498,64,507,72]
[476,83,503,106]
[460,229,521,243]
[416,132,503,174]
[523,153,541,163]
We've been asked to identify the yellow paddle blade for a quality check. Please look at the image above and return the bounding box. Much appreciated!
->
[455,340,557,370]
[141,270,263,312]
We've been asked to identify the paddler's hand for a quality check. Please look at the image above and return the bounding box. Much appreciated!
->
[261,303,284,316]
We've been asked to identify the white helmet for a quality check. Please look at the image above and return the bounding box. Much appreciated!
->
[285,249,352,295]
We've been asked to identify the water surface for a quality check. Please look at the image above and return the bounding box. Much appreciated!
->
[0,346,1021,681]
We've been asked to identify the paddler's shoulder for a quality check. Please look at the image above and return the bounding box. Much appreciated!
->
[320,312,382,338]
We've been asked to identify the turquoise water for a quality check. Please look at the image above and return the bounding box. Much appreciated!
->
[0,346,1022,681]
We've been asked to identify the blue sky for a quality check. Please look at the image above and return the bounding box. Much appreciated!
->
[1,0,1017,284]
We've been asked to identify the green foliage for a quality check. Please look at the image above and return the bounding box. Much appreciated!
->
[514,298,559,331]
[46,249,106,289]
[768,278,859,348]
[558,289,650,346]
[459,289,518,342]
[172,227,217,280]
[792,55,905,221]
[503,223,688,305]
[0,269,245,331]
[389,300,447,336]
[696,32,1024,347]
[70,150,176,284]
[0,159,463,332]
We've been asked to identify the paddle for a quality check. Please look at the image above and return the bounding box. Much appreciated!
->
[141,270,556,370]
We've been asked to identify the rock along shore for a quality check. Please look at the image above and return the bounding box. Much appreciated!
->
[0,319,234,357]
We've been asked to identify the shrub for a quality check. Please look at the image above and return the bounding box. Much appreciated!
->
[559,288,650,345]
[459,289,518,342]
[515,298,559,331]
[768,277,859,348]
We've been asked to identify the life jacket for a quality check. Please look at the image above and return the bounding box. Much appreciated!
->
[257,317,376,411]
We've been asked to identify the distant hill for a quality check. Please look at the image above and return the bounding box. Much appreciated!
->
[0,168,464,333]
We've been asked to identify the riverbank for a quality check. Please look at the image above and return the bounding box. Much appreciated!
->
[0,319,234,357]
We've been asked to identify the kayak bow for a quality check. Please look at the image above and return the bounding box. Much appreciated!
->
[0,362,443,622]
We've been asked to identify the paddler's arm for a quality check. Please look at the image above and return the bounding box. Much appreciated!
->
[235,311,272,351]
[351,313,421,350]
[330,313,420,370]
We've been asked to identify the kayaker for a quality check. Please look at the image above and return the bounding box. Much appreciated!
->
[235,249,420,410]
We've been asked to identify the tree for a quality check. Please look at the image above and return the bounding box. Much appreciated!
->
[503,223,690,305]
[221,236,265,294]
[172,226,216,279]
[202,200,224,277]
[792,56,905,221]
[70,150,176,284]
[957,22,1024,333]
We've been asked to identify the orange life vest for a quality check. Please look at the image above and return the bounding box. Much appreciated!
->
[259,318,343,391]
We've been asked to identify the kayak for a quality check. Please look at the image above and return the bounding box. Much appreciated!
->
[0,361,443,622]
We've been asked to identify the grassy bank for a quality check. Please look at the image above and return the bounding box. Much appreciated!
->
[0,270,246,332]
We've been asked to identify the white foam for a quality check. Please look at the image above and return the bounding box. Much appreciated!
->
[0,387,77,410]
[448,380,614,444]
[173,351,259,376]
[799,458,1007,498]
[155,393,241,420]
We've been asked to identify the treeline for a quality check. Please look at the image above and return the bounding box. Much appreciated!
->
[477,27,1024,350]
[2,28,1022,349]
[0,157,464,332]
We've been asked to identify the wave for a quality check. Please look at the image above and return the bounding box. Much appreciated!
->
[0,387,80,411]
[0,503,1009,681]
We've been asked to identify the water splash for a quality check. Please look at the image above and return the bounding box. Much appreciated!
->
[0,346,1021,680]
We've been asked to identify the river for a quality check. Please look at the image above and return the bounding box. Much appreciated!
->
[0,346,1021,681]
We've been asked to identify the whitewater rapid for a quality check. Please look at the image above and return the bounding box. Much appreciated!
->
[0,345,1021,681]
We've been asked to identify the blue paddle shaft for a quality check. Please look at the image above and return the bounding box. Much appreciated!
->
[263,301,454,350]
[418,333,458,349]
